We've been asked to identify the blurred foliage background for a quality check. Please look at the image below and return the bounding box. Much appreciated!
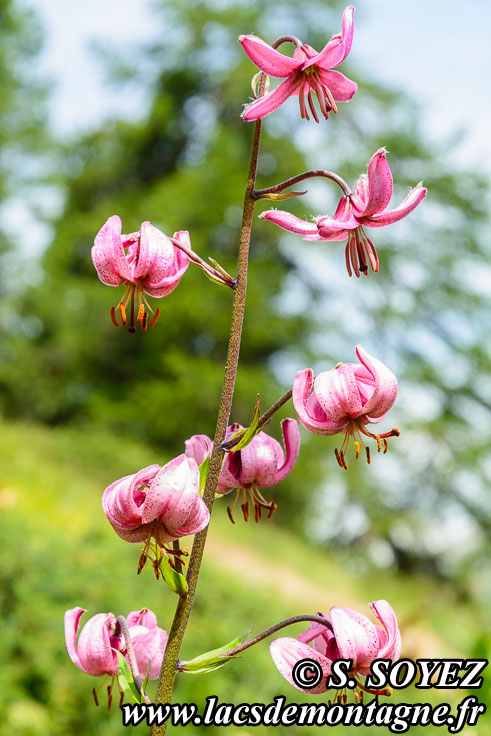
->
[0,0,490,733]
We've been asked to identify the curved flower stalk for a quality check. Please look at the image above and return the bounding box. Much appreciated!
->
[293,344,399,468]
[185,418,300,522]
[261,148,427,276]
[102,456,210,576]
[64,606,167,706]
[91,215,189,331]
[239,6,356,122]
[270,600,401,699]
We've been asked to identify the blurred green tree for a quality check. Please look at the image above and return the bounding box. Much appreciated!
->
[1,0,490,591]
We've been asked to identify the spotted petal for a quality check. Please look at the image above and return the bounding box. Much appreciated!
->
[355,345,398,419]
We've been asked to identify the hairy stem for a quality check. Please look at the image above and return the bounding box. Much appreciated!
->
[150,92,265,736]
[220,387,293,451]
[254,169,351,199]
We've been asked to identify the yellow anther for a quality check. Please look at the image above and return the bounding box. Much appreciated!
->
[118,302,127,326]
[383,438,388,454]
[376,435,382,453]
[354,440,361,459]
[110,306,119,327]
[136,303,145,324]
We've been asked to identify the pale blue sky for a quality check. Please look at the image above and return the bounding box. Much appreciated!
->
[29,0,491,172]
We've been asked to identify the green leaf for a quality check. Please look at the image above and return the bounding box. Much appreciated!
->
[228,394,262,452]
[198,455,210,494]
[159,554,188,596]
[255,190,307,201]
[179,630,251,674]
[114,650,142,704]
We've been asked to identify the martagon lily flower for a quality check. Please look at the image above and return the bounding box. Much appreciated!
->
[293,345,399,468]
[261,148,427,276]
[185,418,300,522]
[64,606,167,705]
[239,6,357,122]
[91,215,189,331]
[102,455,210,573]
[270,600,401,698]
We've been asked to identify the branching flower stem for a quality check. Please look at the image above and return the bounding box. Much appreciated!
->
[220,387,293,451]
[188,614,333,664]
[254,169,351,199]
[117,616,151,705]
[151,81,267,736]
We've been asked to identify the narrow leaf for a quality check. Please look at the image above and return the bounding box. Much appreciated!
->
[159,554,188,596]
[114,650,142,704]
[198,455,210,494]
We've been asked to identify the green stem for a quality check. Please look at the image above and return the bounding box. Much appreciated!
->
[150,114,264,736]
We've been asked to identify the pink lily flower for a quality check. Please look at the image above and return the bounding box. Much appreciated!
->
[293,344,399,468]
[270,599,401,696]
[239,6,357,122]
[102,455,210,547]
[185,418,300,522]
[91,215,189,331]
[64,608,123,678]
[261,148,427,276]
[126,608,168,680]
[65,606,167,697]
[239,5,358,123]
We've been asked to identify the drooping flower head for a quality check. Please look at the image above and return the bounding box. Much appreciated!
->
[102,455,210,573]
[239,6,357,122]
[64,606,167,706]
[293,345,399,468]
[185,418,300,522]
[270,600,401,699]
[91,215,189,331]
[261,148,427,276]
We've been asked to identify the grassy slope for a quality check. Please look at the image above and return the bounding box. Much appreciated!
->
[0,420,488,735]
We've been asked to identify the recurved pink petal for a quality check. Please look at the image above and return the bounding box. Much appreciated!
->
[127,608,157,629]
[142,230,189,297]
[273,418,301,484]
[304,36,345,71]
[135,222,175,282]
[270,637,332,694]
[260,209,318,236]
[130,626,168,680]
[363,149,394,217]
[108,520,153,543]
[239,432,279,487]
[242,73,303,121]
[142,455,199,526]
[76,612,120,677]
[339,5,355,62]
[355,345,398,419]
[351,174,369,213]
[184,434,213,466]
[369,600,401,662]
[314,365,363,421]
[64,607,86,671]
[102,464,160,528]
[330,606,380,674]
[306,229,349,242]
[317,69,357,102]
[239,34,303,77]
[292,369,344,435]
[172,495,210,537]
[364,184,427,227]
[316,211,360,232]
[91,215,131,286]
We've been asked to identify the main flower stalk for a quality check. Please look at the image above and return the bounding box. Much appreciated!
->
[151,95,265,735]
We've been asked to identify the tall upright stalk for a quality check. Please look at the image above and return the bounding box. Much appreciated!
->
[150,116,264,734]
